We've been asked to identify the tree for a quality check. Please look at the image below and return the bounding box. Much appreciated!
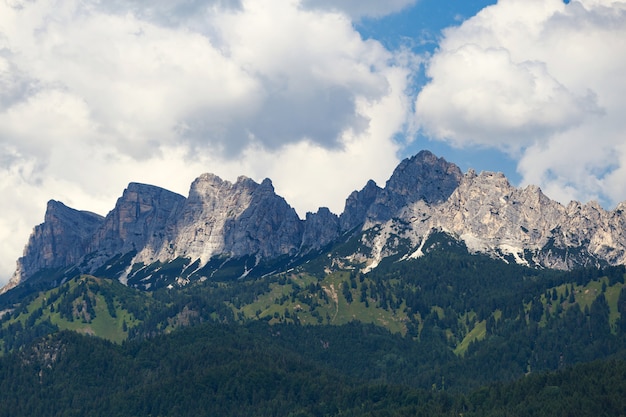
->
[617,287,626,333]
[342,282,353,304]
[589,294,610,337]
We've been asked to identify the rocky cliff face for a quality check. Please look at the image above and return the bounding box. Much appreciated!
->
[5,150,626,293]
[222,178,303,258]
[354,169,626,271]
[339,180,381,232]
[3,201,104,293]
[5,174,313,290]
[138,175,304,265]
[302,207,340,250]
[365,150,463,224]
[435,170,567,262]
[338,151,462,231]
[83,183,186,270]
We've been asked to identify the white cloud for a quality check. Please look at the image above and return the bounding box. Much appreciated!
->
[0,0,414,284]
[416,44,599,149]
[415,0,626,207]
[206,0,393,152]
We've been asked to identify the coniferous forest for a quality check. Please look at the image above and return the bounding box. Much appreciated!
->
[1,324,626,417]
[1,247,626,415]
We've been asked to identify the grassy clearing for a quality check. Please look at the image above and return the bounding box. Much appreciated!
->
[41,293,131,343]
[234,271,408,334]
[323,273,407,334]
[454,320,486,356]
[536,278,624,332]
[605,284,622,330]
[2,275,144,344]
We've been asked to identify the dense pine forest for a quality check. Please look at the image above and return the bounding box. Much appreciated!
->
[1,244,626,415]
[0,323,625,417]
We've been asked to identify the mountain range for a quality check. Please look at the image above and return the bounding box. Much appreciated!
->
[4,149,626,294]
[2,150,626,412]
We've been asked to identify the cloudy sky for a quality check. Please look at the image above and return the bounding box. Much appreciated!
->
[1,0,625,285]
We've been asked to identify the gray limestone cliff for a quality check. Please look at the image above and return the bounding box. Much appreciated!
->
[302,208,341,250]
[356,169,626,271]
[134,175,304,267]
[365,150,463,224]
[338,151,462,231]
[3,201,104,293]
[5,150,626,292]
[339,180,381,232]
[223,178,303,258]
[82,183,186,271]
[435,170,626,268]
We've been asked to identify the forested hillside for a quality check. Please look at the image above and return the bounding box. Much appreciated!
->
[3,247,626,385]
[0,323,625,417]
[1,246,626,414]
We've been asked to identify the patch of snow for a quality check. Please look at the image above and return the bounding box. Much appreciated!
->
[498,244,529,266]
[408,232,429,259]
[361,227,388,273]
[118,263,142,286]
[239,255,261,279]
[118,273,128,286]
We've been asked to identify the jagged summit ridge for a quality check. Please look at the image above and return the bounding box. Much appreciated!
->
[135,174,304,267]
[355,169,626,271]
[364,150,463,224]
[4,150,626,293]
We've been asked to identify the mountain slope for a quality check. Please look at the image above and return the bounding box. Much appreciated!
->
[347,169,626,272]
[2,150,626,416]
[1,230,626,396]
[4,149,626,294]
[1,320,626,417]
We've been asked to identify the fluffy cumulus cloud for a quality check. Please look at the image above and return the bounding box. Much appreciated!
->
[0,0,414,284]
[415,0,626,206]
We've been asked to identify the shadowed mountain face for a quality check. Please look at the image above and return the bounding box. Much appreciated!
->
[5,150,626,292]
[363,150,463,223]
[4,201,104,293]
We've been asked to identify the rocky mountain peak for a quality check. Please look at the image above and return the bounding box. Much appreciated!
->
[386,150,463,201]
[235,175,262,190]
[302,207,340,250]
[222,177,303,258]
[259,177,274,190]
[366,150,463,223]
[2,201,104,294]
[438,170,565,255]
[79,183,186,273]
[340,179,382,231]
[189,173,229,198]
[137,173,304,269]
[5,149,626,293]
[90,183,185,247]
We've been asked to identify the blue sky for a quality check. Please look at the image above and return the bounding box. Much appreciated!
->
[356,0,516,183]
[357,0,497,52]
[0,0,625,284]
